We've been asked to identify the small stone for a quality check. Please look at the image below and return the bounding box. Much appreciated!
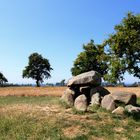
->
[125,105,140,113]
[112,106,125,115]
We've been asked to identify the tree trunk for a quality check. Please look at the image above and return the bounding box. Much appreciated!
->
[36,80,40,87]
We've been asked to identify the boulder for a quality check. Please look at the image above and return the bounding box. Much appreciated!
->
[90,86,110,97]
[91,92,101,106]
[61,89,74,106]
[101,95,116,111]
[125,105,140,113]
[67,71,101,87]
[112,106,125,115]
[111,92,137,105]
[74,94,87,112]
[80,86,91,104]
[65,88,75,95]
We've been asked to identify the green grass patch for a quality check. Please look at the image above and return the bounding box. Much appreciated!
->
[0,114,63,140]
[0,96,59,105]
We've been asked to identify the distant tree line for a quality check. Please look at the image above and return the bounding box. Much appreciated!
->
[102,82,140,87]
[0,72,8,87]
[0,83,33,87]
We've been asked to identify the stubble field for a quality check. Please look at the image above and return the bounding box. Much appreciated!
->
[0,86,140,97]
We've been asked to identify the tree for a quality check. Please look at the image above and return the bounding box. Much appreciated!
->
[71,40,108,76]
[23,53,53,87]
[104,12,140,83]
[0,72,8,86]
[60,79,65,86]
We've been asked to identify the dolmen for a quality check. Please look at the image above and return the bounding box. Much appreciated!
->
[61,70,140,115]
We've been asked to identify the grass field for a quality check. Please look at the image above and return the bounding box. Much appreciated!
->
[0,87,140,140]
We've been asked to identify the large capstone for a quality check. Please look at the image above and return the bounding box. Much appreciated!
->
[67,71,101,87]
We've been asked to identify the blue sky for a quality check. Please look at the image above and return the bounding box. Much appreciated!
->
[0,0,140,84]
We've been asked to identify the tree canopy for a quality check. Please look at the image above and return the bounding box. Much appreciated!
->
[71,40,108,76]
[0,72,8,86]
[71,13,140,84]
[104,12,140,83]
[23,53,53,87]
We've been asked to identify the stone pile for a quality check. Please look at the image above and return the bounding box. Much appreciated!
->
[61,71,109,111]
[61,71,140,115]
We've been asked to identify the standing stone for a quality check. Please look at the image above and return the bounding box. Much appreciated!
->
[111,92,137,105]
[61,88,74,106]
[67,71,101,87]
[91,92,101,106]
[112,106,125,115]
[74,94,87,112]
[101,95,116,111]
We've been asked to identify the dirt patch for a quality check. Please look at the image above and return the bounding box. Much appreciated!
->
[0,104,62,117]
[114,127,125,133]
[135,127,140,132]
[63,125,87,138]
[91,136,105,140]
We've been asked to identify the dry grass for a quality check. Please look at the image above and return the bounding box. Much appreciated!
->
[62,125,86,138]
[0,86,139,97]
